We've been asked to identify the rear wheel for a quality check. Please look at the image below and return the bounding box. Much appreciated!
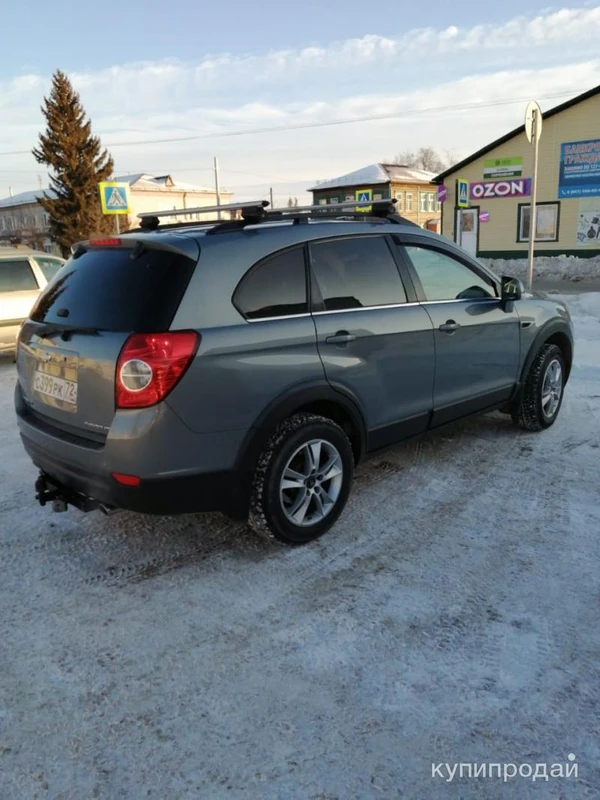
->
[512,343,566,431]
[248,413,354,545]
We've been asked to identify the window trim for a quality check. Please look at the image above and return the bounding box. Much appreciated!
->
[405,192,413,212]
[395,237,499,303]
[307,233,415,312]
[516,201,561,243]
[231,243,310,322]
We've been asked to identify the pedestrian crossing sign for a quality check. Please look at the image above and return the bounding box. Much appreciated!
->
[457,178,469,209]
[355,188,372,212]
[99,182,131,215]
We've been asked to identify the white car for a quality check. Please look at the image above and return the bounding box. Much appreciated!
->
[0,249,65,355]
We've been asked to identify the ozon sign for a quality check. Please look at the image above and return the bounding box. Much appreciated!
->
[470,179,532,200]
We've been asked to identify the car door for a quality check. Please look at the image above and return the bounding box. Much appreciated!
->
[396,236,520,427]
[0,257,41,351]
[308,234,435,450]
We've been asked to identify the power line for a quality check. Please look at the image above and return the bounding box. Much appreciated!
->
[0,88,583,158]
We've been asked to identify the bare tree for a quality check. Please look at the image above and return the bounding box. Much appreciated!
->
[389,147,452,174]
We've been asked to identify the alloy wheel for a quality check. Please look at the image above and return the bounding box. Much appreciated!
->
[279,439,344,527]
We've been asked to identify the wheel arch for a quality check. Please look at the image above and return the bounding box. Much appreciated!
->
[235,381,367,480]
[520,320,573,385]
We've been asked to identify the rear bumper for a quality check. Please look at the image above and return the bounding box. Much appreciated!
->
[16,384,250,517]
[27,442,241,515]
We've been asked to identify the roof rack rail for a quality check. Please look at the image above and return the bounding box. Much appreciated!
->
[203,198,406,234]
[137,200,269,231]
[268,198,397,217]
[131,196,416,234]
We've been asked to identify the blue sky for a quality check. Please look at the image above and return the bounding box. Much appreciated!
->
[1,0,562,73]
[1,2,600,202]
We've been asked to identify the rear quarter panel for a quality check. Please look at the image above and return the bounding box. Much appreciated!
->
[168,232,325,434]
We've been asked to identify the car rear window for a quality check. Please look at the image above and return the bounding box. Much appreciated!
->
[30,247,197,331]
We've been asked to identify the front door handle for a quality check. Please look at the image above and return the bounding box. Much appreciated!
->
[439,320,460,333]
[326,330,356,345]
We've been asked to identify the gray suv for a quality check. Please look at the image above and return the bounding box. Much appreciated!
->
[15,200,574,544]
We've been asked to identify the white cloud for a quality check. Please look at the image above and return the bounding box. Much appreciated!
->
[1,7,600,201]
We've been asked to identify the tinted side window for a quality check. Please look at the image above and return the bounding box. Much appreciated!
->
[310,236,406,310]
[0,260,38,292]
[403,245,495,301]
[33,256,64,282]
[234,247,308,320]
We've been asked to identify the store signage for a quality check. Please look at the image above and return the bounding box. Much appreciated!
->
[479,211,490,222]
[483,157,523,179]
[470,179,532,200]
[559,139,600,198]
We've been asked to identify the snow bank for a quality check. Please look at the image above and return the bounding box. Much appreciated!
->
[481,255,600,282]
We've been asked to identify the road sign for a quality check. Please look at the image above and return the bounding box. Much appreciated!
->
[99,182,131,215]
[355,188,372,212]
[525,101,543,144]
[457,179,469,208]
[437,185,447,203]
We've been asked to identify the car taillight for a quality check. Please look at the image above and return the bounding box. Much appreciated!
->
[116,331,199,409]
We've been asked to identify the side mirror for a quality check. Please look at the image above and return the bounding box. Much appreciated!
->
[501,276,524,302]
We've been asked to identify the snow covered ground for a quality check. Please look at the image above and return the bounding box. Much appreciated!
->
[482,254,600,284]
[1,294,599,799]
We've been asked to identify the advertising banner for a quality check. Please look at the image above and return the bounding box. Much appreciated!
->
[470,179,531,200]
[559,139,600,198]
[576,199,600,246]
[483,157,523,179]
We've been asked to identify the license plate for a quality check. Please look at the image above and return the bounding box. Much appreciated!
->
[34,370,78,406]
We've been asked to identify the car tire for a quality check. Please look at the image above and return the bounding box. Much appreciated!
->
[248,413,354,545]
[512,343,566,431]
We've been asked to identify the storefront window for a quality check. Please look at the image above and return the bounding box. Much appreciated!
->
[518,203,560,242]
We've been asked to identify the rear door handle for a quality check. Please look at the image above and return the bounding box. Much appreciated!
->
[326,330,356,344]
[439,320,460,333]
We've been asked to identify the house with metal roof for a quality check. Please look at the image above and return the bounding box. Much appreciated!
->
[309,163,441,231]
[0,174,233,250]
[434,84,600,259]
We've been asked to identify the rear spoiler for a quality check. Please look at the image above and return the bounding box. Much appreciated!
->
[71,234,200,261]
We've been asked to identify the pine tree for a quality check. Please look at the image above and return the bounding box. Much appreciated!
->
[32,70,114,256]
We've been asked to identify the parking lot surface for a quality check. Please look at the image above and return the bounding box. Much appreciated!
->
[1,293,599,798]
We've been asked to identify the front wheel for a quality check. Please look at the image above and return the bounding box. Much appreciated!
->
[248,413,354,545]
[512,343,566,431]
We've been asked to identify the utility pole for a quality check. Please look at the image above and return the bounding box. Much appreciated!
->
[269,187,274,209]
[214,156,222,219]
[525,101,543,291]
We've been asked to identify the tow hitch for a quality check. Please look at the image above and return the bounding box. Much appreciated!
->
[35,473,68,512]
[34,472,113,514]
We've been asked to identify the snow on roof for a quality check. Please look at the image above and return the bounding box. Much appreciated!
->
[114,173,230,194]
[0,174,232,208]
[0,189,54,208]
[309,163,436,191]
